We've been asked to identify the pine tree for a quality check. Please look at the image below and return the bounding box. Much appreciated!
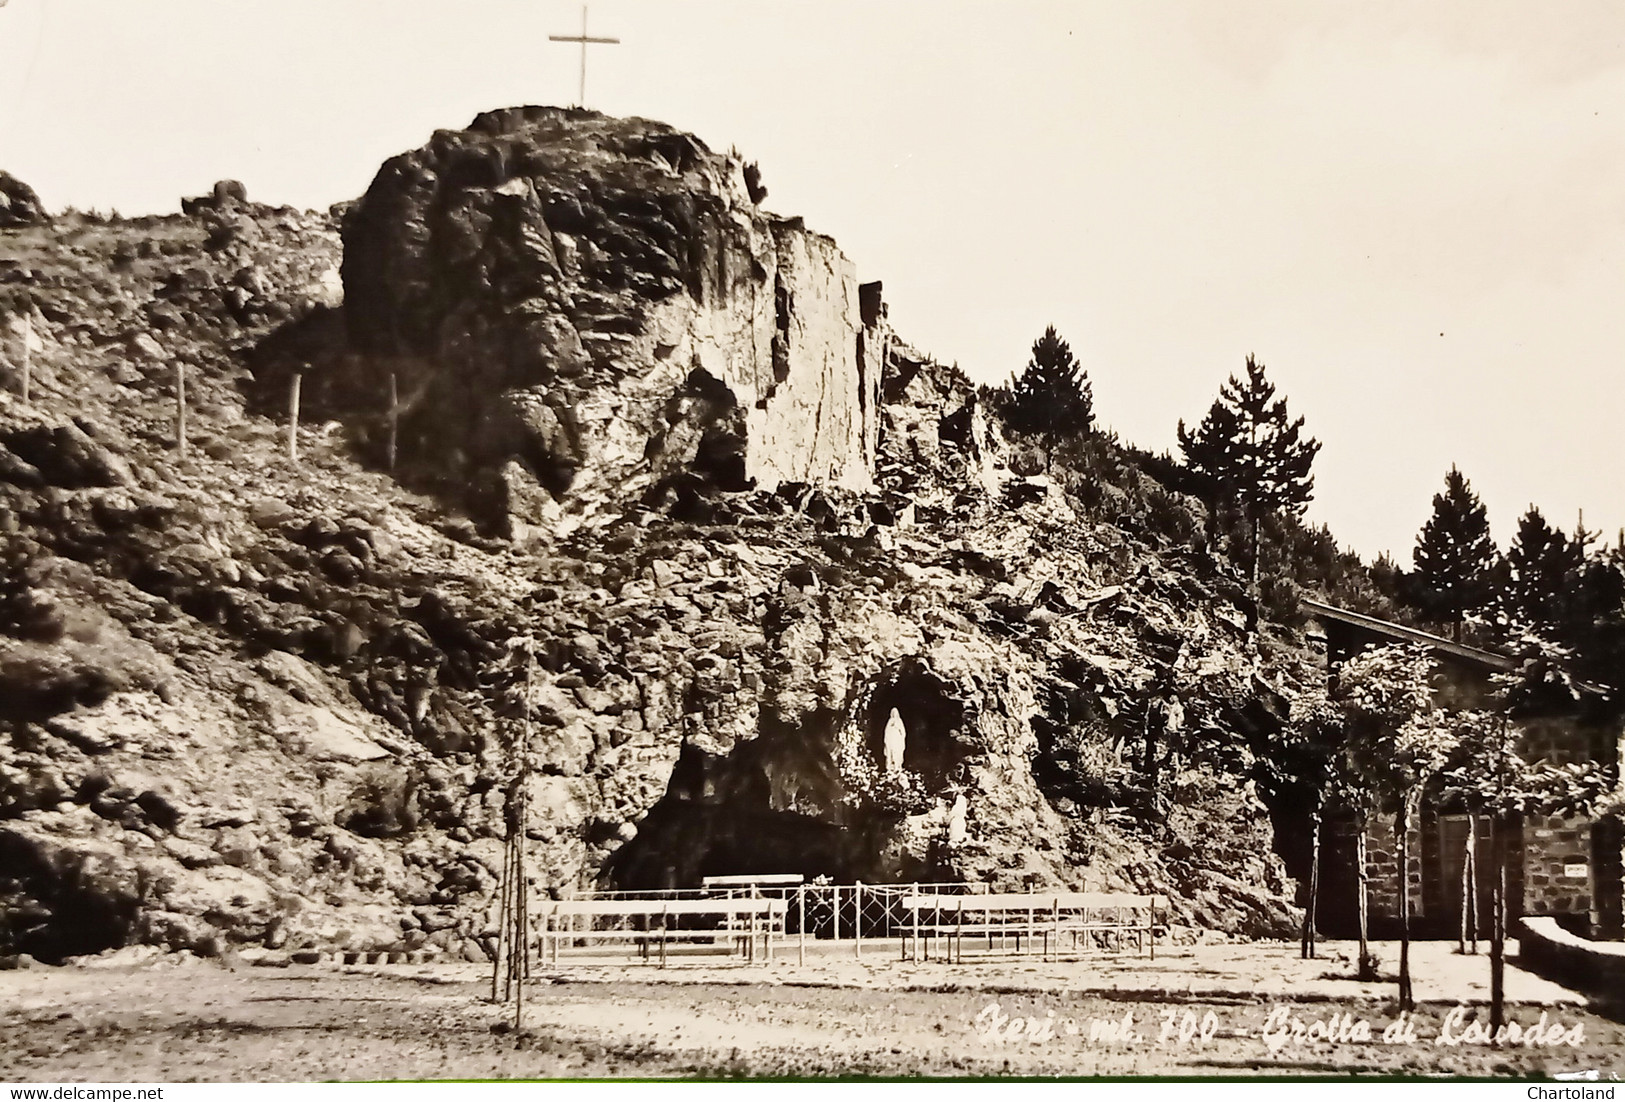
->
[1411,466,1496,641]
[1503,506,1581,628]
[1001,326,1094,442]
[1550,532,1625,703]
[1177,355,1320,586]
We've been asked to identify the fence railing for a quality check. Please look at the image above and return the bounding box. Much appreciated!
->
[561,881,998,941]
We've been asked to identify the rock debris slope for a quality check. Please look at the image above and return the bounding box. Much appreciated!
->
[1,109,1309,964]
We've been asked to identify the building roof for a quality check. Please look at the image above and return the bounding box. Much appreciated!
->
[1300,599,1519,673]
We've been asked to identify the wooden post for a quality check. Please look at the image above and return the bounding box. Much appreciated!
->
[1398,801,1415,1011]
[854,881,863,960]
[831,884,840,943]
[1052,897,1061,963]
[1464,813,1480,955]
[501,832,516,1002]
[508,836,521,998]
[386,370,399,471]
[514,828,525,1030]
[520,810,531,984]
[660,904,668,969]
[491,834,507,1002]
[798,887,806,966]
[899,891,907,962]
[175,360,187,458]
[957,897,965,965]
[911,888,920,964]
[287,372,302,463]
[1304,804,1323,960]
[1355,810,1373,980]
[1490,814,1507,1034]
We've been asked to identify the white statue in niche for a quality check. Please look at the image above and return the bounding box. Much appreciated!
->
[882,707,907,774]
[947,792,967,845]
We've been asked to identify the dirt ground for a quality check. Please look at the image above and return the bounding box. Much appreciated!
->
[3,941,1622,1081]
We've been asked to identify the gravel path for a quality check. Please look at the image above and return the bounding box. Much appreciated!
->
[2,940,1618,1081]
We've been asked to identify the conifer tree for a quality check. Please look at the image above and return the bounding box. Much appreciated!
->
[1503,506,1581,628]
[1550,533,1625,702]
[1177,355,1320,586]
[1001,326,1094,443]
[1411,466,1496,641]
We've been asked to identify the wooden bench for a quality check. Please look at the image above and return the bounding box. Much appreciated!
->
[899,892,1167,963]
[700,875,805,954]
[540,897,787,967]
[700,874,805,890]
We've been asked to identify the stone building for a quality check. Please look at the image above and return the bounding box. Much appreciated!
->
[1304,600,1623,940]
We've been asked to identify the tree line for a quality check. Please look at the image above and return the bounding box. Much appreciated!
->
[991,326,1625,1031]
[990,326,1625,702]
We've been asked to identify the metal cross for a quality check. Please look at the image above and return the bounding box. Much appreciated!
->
[549,5,620,108]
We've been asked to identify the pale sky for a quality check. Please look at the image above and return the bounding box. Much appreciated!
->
[2,1,1621,561]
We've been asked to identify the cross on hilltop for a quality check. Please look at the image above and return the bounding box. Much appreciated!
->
[549,5,620,108]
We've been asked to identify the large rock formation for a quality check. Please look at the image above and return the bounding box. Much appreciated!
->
[340,108,881,536]
[0,113,1314,967]
[0,172,48,228]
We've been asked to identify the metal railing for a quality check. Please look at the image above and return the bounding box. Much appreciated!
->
[538,881,1164,967]
[562,880,996,940]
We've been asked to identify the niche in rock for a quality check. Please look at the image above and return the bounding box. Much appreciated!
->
[604,710,903,889]
[862,660,972,792]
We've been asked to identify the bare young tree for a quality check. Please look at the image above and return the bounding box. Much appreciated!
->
[1337,643,1453,1002]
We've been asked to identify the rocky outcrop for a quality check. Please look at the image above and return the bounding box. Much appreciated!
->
[0,113,1312,966]
[181,179,249,217]
[339,108,881,536]
[0,172,47,228]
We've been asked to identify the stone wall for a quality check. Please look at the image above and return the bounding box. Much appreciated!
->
[1361,811,1423,922]
[1521,814,1593,918]
[1518,916,1625,1002]
[1343,713,1619,935]
[1515,718,1618,927]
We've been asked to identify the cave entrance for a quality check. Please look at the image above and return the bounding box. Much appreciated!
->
[604,712,881,891]
[0,835,139,964]
[605,666,975,893]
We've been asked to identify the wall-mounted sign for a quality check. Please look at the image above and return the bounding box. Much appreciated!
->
[1562,863,1588,879]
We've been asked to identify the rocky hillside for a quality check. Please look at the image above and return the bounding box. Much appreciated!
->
[1,113,1319,965]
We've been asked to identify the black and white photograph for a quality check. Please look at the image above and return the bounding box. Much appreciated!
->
[2,0,1624,1085]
